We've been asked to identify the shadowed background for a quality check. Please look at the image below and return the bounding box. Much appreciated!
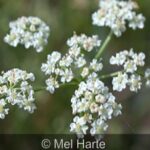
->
[0,0,150,135]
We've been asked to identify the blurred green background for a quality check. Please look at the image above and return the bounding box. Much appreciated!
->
[0,0,150,134]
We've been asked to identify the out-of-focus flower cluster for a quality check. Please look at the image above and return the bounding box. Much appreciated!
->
[92,0,145,37]
[70,73,122,137]
[0,69,36,119]
[4,16,50,52]
[41,33,101,93]
[110,49,145,92]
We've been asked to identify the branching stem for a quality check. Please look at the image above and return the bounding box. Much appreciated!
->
[100,70,124,79]
[95,30,113,59]
[34,82,78,93]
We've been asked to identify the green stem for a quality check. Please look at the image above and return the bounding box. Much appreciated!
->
[34,82,78,93]
[59,82,78,88]
[34,87,46,92]
[100,70,123,79]
[95,30,113,59]
[100,70,146,80]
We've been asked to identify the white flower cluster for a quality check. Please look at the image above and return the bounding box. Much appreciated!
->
[67,33,101,52]
[92,0,145,37]
[4,16,50,52]
[70,73,122,137]
[145,68,150,87]
[0,69,36,119]
[41,34,101,93]
[110,49,145,92]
